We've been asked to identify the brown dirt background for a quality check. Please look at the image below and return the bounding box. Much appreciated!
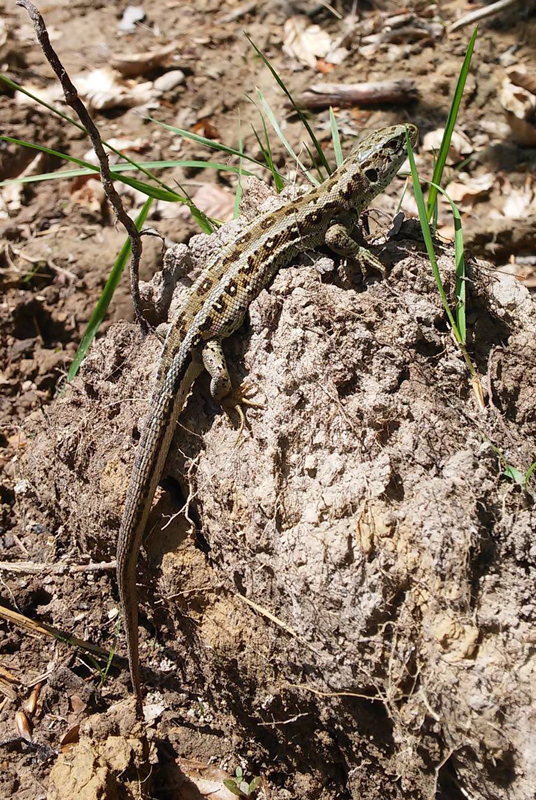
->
[1,1,536,799]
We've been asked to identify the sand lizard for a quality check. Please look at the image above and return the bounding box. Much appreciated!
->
[116,123,419,716]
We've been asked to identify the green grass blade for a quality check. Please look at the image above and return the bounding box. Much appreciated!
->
[0,135,216,227]
[504,464,528,483]
[425,181,466,344]
[0,73,86,133]
[67,198,152,381]
[0,134,185,201]
[147,115,284,181]
[405,129,461,342]
[426,27,478,220]
[329,107,343,168]
[0,134,92,169]
[524,461,536,487]
[246,34,331,175]
[0,160,254,187]
[255,89,319,186]
[0,75,214,231]
[251,110,285,192]
[109,174,185,202]
[234,120,244,219]
[406,127,482,404]
[303,140,326,183]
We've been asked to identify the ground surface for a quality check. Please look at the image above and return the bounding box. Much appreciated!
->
[1,1,536,799]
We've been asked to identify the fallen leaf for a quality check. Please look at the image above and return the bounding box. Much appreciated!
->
[111,43,177,78]
[60,724,80,751]
[118,5,145,33]
[499,73,536,120]
[316,59,335,74]
[506,67,536,98]
[422,128,473,162]
[479,119,511,139]
[177,758,244,800]
[15,710,32,742]
[75,67,154,111]
[445,173,495,207]
[188,184,235,221]
[15,82,63,107]
[82,137,149,163]
[0,152,46,215]
[69,694,87,714]
[142,701,165,723]
[192,118,220,139]
[501,179,536,219]
[283,17,332,68]
[154,70,186,92]
[504,112,536,146]
[23,682,42,716]
[70,177,106,214]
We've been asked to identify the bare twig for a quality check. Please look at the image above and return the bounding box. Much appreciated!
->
[0,559,116,575]
[235,591,319,655]
[450,0,520,31]
[217,0,257,23]
[295,79,418,110]
[16,0,148,331]
[0,604,122,663]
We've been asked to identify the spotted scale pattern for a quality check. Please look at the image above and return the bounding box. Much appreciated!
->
[117,123,419,715]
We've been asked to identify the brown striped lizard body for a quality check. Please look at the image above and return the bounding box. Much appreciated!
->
[117,123,419,716]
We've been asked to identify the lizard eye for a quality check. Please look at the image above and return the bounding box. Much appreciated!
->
[386,138,401,151]
[365,168,378,182]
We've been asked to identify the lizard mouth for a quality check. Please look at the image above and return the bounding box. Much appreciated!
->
[406,124,419,148]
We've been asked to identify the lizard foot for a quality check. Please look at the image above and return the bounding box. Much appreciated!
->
[222,381,265,439]
[355,246,387,278]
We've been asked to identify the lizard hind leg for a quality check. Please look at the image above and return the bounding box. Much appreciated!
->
[201,339,263,435]
[325,222,387,278]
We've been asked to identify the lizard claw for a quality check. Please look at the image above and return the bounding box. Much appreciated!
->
[222,380,265,439]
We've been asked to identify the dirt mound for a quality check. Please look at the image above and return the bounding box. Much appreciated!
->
[20,190,536,799]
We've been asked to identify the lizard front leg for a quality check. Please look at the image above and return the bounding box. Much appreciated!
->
[201,340,262,431]
[325,222,386,278]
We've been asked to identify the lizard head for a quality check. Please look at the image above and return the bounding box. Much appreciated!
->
[342,123,419,210]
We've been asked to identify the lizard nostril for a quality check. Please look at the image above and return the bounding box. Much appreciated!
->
[365,168,378,182]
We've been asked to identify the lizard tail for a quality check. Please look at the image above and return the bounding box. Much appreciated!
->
[116,352,202,716]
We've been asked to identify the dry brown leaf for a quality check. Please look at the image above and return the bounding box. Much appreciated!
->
[504,112,536,146]
[111,43,177,78]
[70,177,106,214]
[177,758,243,800]
[0,152,46,217]
[153,70,186,92]
[188,184,235,221]
[480,119,511,139]
[283,17,332,68]
[118,5,145,33]
[192,118,220,139]
[14,82,63,106]
[506,67,536,97]
[316,58,336,74]
[422,128,473,162]
[23,682,42,716]
[499,74,536,121]
[60,724,80,751]
[69,694,87,714]
[501,179,536,219]
[75,67,154,111]
[446,173,495,207]
[15,710,32,741]
[82,137,149,163]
